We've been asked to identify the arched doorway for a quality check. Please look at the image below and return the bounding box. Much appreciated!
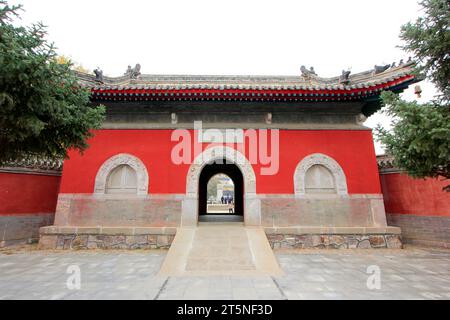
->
[198,160,244,222]
[182,146,261,227]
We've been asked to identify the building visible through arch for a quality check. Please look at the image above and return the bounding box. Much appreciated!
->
[199,160,244,222]
[38,63,420,250]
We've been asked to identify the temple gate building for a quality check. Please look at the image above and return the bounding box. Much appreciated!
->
[37,62,420,250]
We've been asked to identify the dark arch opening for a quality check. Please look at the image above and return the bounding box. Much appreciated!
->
[198,160,244,222]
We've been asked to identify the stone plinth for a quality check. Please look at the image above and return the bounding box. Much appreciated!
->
[39,226,176,250]
[265,226,402,249]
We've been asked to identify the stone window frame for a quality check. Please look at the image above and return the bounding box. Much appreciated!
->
[94,153,149,196]
[294,153,348,196]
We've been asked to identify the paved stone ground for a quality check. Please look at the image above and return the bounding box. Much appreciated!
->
[0,247,449,300]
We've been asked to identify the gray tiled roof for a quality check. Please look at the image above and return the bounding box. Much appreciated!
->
[377,155,396,170]
[77,62,417,91]
[1,156,63,172]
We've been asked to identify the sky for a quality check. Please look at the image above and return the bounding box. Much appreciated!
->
[9,0,437,154]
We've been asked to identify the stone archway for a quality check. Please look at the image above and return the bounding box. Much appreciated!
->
[199,162,244,219]
[182,146,260,226]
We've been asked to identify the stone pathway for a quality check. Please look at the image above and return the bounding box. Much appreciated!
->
[158,224,283,277]
[0,247,449,300]
[276,249,450,300]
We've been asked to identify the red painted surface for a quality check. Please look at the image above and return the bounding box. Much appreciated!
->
[380,173,450,217]
[60,129,381,195]
[0,173,61,215]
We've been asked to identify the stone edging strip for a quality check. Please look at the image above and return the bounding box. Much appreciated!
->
[40,226,177,236]
[264,226,401,235]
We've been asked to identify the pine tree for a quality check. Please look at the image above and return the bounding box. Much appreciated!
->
[376,0,450,191]
[0,1,105,163]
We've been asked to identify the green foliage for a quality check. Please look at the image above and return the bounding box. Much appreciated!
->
[400,0,449,102]
[0,1,105,164]
[376,92,450,190]
[375,0,450,191]
[207,176,220,200]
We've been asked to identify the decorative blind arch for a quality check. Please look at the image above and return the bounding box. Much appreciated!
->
[94,154,149,195]
[304,164,336,194]
[106,164,138,194]
[294,153,348,196]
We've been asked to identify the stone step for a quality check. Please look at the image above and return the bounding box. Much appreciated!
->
[198,215,244,223]
[158,225,283,277]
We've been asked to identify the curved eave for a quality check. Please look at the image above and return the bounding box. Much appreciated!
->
[361,77,418,117]
[90,75,417,106]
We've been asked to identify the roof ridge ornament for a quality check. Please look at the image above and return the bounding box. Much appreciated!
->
[93,67,104,83]
[124,63,142,79]
[339,70,351,85]
[300,65,318,79]
[373,64,390,75]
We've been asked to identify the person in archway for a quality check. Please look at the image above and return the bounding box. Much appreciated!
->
[229,203,234,214]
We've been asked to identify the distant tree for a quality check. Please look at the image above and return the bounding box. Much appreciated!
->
[56,55,91,74]
[0,1,105,164]
[375,0,450,191]
[207,175,220,200]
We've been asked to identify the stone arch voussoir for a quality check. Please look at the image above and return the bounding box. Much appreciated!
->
[183,146,260,226]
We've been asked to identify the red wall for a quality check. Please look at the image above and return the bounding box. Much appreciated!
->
[380,173,450,217]
[0,173,61,215]
[60,129,381,195]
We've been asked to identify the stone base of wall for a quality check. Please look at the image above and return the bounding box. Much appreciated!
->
[265,227,402,249]
[0,214,54,248]
[387,214,450,249]
[39,226,176,250]
[54,194,182,228]
[260,194,388,228]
